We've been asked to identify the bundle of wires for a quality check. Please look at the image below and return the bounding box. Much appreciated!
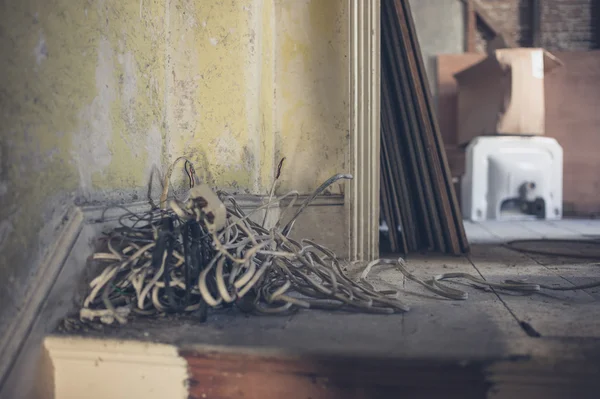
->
[80,158,600,325]
[80,159,411,325]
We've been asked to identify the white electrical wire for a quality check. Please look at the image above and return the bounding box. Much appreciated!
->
[78,159,600,325]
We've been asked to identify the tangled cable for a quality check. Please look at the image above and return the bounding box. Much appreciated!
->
[79,159,600,325]
[80,165,413,324]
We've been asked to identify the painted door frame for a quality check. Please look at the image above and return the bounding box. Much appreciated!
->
[348,0,381,261]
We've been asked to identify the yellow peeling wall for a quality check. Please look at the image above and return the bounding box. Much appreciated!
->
[0,0,349,337]
[274,0,349,194]
[166,0,276,193]
[0,0,169,337]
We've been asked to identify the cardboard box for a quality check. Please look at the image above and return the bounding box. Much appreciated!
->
[454,48,563,146]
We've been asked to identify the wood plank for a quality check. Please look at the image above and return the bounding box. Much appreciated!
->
[380,124,405,253]
[401,0,469,254]
[382,2,439,251]
[403,0,469,253]
[182,344,600,399]
[380,149,401,253]
[464,0,477,52]
[470,245,600,338]
[182,349,491,399]
[381,74,418,252]
[394,0,459,254]
[379,0,470,255]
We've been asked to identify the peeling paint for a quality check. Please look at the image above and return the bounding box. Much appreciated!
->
[0,0,350,341]
[72,38,116,197]
[145,124,163,177]
[120,51,138,116]
[214,127,242,170]
[0,0,168,338]
[166,0,269,192]
[34,32,48,65]
[275,0,349,193]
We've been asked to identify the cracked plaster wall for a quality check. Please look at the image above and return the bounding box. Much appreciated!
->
[0,0,349,341]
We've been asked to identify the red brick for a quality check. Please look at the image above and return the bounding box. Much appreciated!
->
[475,0,598,51]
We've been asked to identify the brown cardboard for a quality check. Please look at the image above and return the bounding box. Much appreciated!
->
[454,48,563,146]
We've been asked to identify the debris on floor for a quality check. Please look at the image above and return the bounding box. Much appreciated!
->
[76,158,600,326]
[78,157,412,325]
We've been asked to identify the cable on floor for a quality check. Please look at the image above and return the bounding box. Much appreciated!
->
[504,238,600,260]
[78,159,600,325]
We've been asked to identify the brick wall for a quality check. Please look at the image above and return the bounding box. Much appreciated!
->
[540,0,599,50]
[474,0,599,51]
[477,0,533,47]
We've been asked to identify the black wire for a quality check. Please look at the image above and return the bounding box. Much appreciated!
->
[162,216,180,311]
[504,238,600,260]
[187,220,210,321]
[185,160,195,188]
[182,221,192,307]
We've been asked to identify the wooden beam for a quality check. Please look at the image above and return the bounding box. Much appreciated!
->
[464,0,477,52]
[182,349,492,399]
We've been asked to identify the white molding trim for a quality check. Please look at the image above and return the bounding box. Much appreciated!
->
[44,336,189,399]
[0,206,84,392]
[348,0,381,261]
[81,194,344,225]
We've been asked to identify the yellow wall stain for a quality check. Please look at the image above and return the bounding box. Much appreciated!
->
[0,0,169,332]
[274,0,349,193]
[166,0,265,192]
[0,0,350,334]
[258,0,277,192]
[90,0,167,191]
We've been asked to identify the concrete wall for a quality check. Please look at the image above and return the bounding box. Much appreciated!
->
[166,0,276,194]
[274,0,348,194]
[0,0,349,341]
[408,0,465,101]
[0,0,169,346]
